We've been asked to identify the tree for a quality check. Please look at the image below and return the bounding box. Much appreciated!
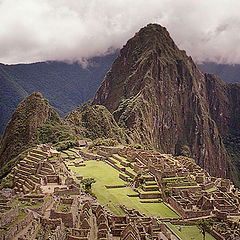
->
[81,178,96,191]
[197,219,213,240]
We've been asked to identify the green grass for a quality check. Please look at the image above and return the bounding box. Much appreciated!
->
[69,160,178,218]
[167,223,216,240]
[206,187,217,192]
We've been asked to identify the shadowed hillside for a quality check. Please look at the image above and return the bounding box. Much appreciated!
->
[0,52,118,136]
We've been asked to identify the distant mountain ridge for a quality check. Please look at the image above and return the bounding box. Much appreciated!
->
[198,62,240,83]
[0,52,118,135]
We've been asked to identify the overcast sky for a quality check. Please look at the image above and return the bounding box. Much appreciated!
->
[1,0,240,65]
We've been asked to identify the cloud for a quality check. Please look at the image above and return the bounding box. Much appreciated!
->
[0,0,240,64]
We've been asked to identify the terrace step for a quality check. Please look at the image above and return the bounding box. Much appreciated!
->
[32,149,48,158]
[14,173,36,189]
[143,176,155,182]
[22,158,37,166]
[29,175,41,184]
[40,167,54,174]
[38,169,53,175]
[145,181,158,186]
[29,152,45,160]
[16,166,35,176]
[141,185,159,191]
[27,155,42,163]
[139,192,161,199]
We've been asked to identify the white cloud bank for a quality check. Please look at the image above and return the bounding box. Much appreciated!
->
[0,0,240,64]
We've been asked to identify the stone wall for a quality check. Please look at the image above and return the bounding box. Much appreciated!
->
[169,197,211,218]
[96,150,111,158]
[50,209,73,228]
[40,217,62,230]
[4,212,34,240]
[54,187,80,196]
[35,196,53,215]
[78,150,98,160]
[99,146,122,154]
[139,192,161,199]
[0,205,18,227]
[209,229,225,240]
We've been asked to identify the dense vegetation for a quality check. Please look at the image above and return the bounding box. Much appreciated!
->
[0,52,118,135]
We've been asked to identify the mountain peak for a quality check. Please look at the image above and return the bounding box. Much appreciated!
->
[93,23,231,179]
[93,24,188,112]
[0,92,61,169]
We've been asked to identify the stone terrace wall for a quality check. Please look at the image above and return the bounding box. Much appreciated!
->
[99,146,122,154]
[78,150,98,160]
[0,205,18,227]
[54,187,80,196]
[50,209,73,228]
[4,212,34,240]
[35,196,53,215]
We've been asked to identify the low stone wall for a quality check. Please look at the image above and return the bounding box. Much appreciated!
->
[51,225,66,240]
[201,182,215,190]
[0,205,18,227]
[29,152,45,160]
[139,192,161,199]
[54,187,80,196]
[167,182,197,187]
[119,174,130,182]
[40,217,62,230]
[99,146,122,154]
[169,197,211,218]
[50,209,73,228]
[124,170,135,179]
[28,174,41,184]
[32,149,49,158]
[106,160,125,172]
[35,196,53,215]
[67,236,88,240]
[4,212,34,240]
[107,157,116,165]
[105,185,126,189]
[78,150,98,160]
[17,164,36,174]
[96,150,111,158]
[141,185,159,191]
[209,229,225,240]
[120,161,131,167]
[172,186,202,194]
[61,198,73,204]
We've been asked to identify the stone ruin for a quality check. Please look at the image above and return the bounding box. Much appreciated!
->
[1,145,240,239]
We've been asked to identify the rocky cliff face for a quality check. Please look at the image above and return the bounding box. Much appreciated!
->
[205,74,240,136]
[93,24,234,178]
[0,92,61,169]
